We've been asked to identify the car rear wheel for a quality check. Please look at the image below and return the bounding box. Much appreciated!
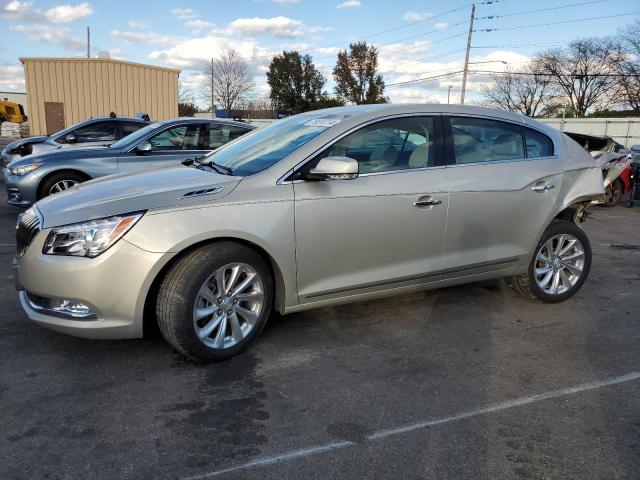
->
[510,221,591,303]
[603,178,623,207]
[156,242,273,362]
[39,172,87,199]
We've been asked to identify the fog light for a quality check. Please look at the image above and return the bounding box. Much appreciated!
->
[51,299,94,316]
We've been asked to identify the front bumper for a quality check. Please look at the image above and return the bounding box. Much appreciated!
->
[15,230,166,339]
[3,168,39,207]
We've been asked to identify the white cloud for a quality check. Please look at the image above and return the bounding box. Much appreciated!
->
[273,0,300,4]
[108,30,182,46]
[127,20,148,28]
[403,11,432,22]
[11,23,85,50]
[185,19,216,32]
[44,2,93,23]
[434,22,448,30]
[170,8,197,20]
[336,0,361,8]
[0,0,33,19]
[0,64,25,92]
[226,16,305,37]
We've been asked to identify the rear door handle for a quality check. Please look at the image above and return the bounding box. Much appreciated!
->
[413,198,442,208]
[532,182,555,192]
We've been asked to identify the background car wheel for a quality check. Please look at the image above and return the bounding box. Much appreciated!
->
[39,172,87,199]
[156,242,273,362]
[510,221,591,303]
[603,179,623,207]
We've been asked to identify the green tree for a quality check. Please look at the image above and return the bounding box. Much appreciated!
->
[267,51,328,114]
[333,41,388,105]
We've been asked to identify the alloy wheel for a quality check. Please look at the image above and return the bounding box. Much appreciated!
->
[534,234,585,295]
[49,179,79,195]
[192,262,265,349]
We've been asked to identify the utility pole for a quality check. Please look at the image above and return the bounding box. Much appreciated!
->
[87,27,90,58]
[447,86,452,104]
[211,58,216,118]
[460,4,475,105]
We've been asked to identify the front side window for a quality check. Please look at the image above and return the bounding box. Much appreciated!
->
[148,124,201,151]
[524,128,554,158]
[450,117,524,164]
[68,121,116,143]
[205,125,250,150]
[316,116,436,174]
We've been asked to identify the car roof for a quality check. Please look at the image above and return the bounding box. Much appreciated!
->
[85,116,149,123]
[157,117,255,129]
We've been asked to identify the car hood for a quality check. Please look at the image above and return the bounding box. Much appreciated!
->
[2,136,50,152]
[9,145,113,166]
[36,165,242,228]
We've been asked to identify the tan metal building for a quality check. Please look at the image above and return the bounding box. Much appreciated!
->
[20,57,180,135]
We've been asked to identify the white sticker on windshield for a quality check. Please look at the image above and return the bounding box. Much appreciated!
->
[304,118,342,128]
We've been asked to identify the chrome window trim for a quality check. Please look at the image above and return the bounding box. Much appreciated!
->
[446,155,559,168]
[276,112,443,185]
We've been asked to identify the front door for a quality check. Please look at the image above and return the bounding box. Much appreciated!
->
[44,102,65,135]
[293,115,450,301]
[117,123,208,173]
[444,116,563,270]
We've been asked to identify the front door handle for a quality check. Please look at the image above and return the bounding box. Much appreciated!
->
[414,198,442,208]
[532,182,555,192]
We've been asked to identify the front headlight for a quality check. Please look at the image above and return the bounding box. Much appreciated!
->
[43,211,145,258]
[9,161,43,176]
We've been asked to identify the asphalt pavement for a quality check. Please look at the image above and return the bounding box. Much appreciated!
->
[1,189,639,480]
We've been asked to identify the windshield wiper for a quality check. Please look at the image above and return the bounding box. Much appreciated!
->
[205,160,234,176]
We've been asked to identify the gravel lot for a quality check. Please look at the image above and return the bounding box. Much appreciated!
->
[1,187,639,480]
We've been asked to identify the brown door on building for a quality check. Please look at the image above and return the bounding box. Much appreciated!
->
[44,102,65,135]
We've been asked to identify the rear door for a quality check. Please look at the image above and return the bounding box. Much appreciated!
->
[443,115,562,270]
[116,123,208,173]
[203,123,252,151]
[293,115,450,301]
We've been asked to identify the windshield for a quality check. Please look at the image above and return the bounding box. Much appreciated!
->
[109,123,163,150]
[200,114,349,176]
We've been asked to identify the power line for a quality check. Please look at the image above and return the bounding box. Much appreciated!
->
[476,0,607,20]
[468,70,629,77]
[386,70,464,88]
[472,42,565,49]
[475,12,640,33]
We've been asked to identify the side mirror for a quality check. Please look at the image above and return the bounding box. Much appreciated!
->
[65,133,76,143]
[305,156,359,181]
[136,141,153,154]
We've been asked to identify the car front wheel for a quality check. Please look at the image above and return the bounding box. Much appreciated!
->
[156,242,273,362]
[510,221,592,303]
[39,171,87,199]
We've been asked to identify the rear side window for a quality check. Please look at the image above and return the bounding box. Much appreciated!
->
[205,125,250,150]
[450,117,524,164]
[119,122,145,138]
[524,128,554,158]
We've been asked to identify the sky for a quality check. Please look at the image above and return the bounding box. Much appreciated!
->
[1,0,638,108]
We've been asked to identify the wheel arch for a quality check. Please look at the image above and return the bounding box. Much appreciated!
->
[142,236,288,337]
[37,168,92,200]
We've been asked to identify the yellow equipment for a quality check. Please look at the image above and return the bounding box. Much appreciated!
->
[0,99,28,123]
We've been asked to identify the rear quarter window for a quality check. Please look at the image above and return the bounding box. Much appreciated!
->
[524,128,554,158]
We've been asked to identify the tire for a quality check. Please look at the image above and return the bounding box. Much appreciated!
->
[39,171,87,199]
[156,242,273,362]
[510,221,591,303]
[603,179,623,207]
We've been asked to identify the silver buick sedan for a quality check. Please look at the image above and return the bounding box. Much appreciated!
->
[15,104,604,362]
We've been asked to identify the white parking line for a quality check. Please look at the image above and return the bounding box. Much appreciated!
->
[182,371,640,480]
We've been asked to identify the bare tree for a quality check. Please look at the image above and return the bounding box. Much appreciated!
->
[615,21,640,112]
[480,62,556,117]
[534,38,621,116]
[201,49,255,117]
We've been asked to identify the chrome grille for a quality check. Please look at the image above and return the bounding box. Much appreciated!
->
[16,208,41,257]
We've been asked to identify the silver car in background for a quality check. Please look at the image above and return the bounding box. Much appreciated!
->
[14,104,604,362]
[1,116,150,166]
